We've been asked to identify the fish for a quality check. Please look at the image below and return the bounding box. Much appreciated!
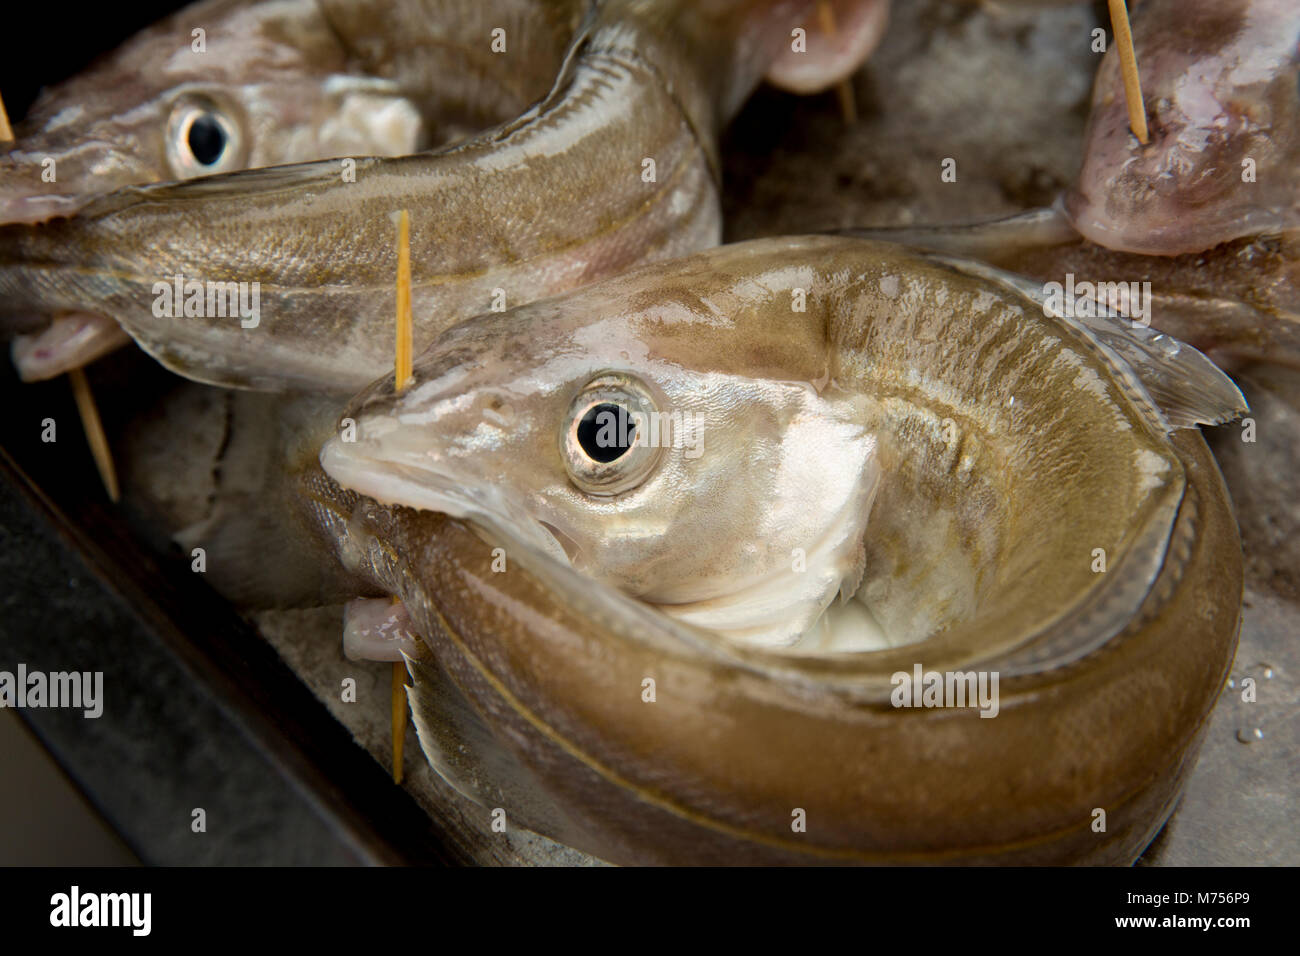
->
[0,0,887,393]
[1,0,585,381]
[1066,0,1300,256]
[842,0,1300,366]
[302,235,1245,863]
[844,210,1300,369]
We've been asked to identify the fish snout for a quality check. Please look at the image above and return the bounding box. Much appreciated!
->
[0,138,158,226]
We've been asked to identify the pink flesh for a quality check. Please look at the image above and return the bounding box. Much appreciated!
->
[764,0,890,95]
[343,597,419,662]
[10,313,132,381]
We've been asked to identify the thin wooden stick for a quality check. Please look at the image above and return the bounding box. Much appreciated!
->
[0,88,13,142]
[394,209,413,391]
[817,2,858,125]
[391,655,407,786]
[391,209,413,785]
[68,368,121,502]
[1107,0,1148,145]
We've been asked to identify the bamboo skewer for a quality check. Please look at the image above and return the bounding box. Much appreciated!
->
[68,368,121,502]
[817,2,858,125]
[391,209,413,785]
[1,89,121,502]
[0,88,13,142]
[395,209,413,391]
[1107,0,1148,145]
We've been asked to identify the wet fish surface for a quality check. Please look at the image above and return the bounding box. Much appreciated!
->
[302,236,1245,863]
[0,0,881,393]
[0,0,592,381]
[1066,0,1300,256]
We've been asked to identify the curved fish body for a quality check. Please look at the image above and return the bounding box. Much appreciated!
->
[305,236,1245,863]
[1067,0,1300,255]
[2,0,587,381]
[844,210,1300,369]
[0,0,882,393]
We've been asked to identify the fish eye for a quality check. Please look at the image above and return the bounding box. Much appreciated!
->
[561,374,663,496]
[166,97,244,178]
[576,403,637,463]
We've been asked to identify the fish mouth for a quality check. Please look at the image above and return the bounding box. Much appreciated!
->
[0,192,86,226]
[9,312,131,381]
[319,433,573,569]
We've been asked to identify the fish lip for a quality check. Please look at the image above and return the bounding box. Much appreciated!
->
[319,435,573,567]
[0,192,86,226]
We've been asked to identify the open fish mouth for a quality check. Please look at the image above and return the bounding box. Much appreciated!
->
[319,435,577,570]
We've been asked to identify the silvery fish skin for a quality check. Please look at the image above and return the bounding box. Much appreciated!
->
[0,0,876,393]
[2,0,586,380]
[0,0,431,226]
[306,236,1245,863]
[1066,0,1300,255]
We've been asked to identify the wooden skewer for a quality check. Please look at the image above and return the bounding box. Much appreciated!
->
[391,209,413,785]
[68,367,121,502]
[817,1,858,125]
[394,209,413,391]
[0,88,13,142]
[1107,0,1148,145]
[1,90,121,503]
[391,652,407,786]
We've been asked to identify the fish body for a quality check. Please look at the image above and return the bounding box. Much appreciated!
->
[0,0,877,393]
[845,210,1300,368]
[1067,0,1300,255]
[2,0,574,381]
[306,236,1244,863]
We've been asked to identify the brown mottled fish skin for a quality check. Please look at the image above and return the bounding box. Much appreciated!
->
[0,0,825,393]
[996,231,1300,370]
[303,237,1243,864]
[841,210,1300,369]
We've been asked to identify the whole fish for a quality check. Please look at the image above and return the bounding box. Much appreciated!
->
[1066,0,1300,256]
[302,236,1245,863]
[0,0,886,393]
[1,0,583,380]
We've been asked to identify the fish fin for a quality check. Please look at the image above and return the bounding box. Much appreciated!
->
[404,653,588,846]
[838,205,1080,263]
[931,254,1248,431]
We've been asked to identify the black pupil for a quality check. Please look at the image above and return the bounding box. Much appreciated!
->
[187,113,226,166]
[576,403,636,463]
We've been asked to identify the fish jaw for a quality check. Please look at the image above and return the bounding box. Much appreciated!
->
[9,313,132,381]
[763,0,890,94]
[1067,0,1300,255]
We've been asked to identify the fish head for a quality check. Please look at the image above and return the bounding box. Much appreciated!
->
[1066,0,1300,254]
[0,0,421,225]
[321,264,882,647]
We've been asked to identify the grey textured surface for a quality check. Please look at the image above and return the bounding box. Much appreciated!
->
[1,0,1295,866]
[0,460,365,865]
